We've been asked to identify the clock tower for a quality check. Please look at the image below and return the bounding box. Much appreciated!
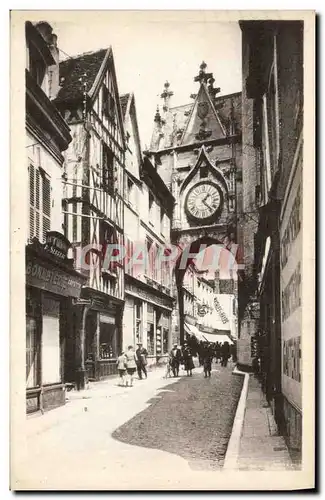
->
[147,62,243,345]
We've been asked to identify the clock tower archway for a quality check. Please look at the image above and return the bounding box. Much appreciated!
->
[147,62,245,348]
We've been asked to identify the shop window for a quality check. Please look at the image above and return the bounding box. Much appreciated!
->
[147,323,154,355]
[156,327,162,356]
[41,295,61,385]
[26,318,38,388]
[135,300,142,344]
[29,163,51,243]
[26,290,40,388]
[99,318,117,359]
[147,304,155,355]
[162,327,169,354]
[102,143,114,193]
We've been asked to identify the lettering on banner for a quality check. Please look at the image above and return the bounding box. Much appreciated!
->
[213,297,229,324]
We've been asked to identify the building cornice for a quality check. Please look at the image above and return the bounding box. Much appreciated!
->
[26,69,72,154]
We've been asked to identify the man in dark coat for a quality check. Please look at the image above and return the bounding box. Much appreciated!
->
[202,342,214,378]
[169,343,182,377]
[221,341,231,367]
[135,342,148,379]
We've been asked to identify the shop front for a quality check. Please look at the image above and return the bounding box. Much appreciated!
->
[26,234,86,413]
[72,287,124,386]
[125,276,174,365]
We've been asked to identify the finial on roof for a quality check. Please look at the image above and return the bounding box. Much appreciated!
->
[160,81,173,112]
[194,61,213,85]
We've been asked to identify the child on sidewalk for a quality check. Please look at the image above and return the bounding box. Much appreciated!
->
[116,352,127,387]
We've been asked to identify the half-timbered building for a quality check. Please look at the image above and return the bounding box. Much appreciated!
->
[25,21,86,413]
[55,47,126,387]
[121,93,175,364]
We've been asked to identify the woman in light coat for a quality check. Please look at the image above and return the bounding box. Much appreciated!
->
[124,345,137,387]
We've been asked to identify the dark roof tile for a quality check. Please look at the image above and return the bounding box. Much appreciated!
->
[55,48,108,104]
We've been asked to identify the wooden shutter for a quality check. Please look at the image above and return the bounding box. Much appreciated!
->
[42,174,51,242]
[29,164,35,241]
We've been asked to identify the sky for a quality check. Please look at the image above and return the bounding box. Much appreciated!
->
[47,12,242,148]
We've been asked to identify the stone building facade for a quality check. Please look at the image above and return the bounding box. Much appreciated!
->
[147,64,243,347]
[240,20,304,462]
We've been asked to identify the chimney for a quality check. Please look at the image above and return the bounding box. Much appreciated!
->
[35,21,60,100]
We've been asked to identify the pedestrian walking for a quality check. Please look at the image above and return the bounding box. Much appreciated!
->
[202,342,213,378]
[136,342,148,380]
[221,341,230,367]
[125,345,137,386]
[215,342,221,364]
[116,351,128,387]
[182,343,195,376]
[169,343,182,377]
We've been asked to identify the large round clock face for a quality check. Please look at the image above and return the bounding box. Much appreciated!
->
[185,181,222,222]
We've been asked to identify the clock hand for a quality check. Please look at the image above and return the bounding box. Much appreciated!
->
[202,199,212,210]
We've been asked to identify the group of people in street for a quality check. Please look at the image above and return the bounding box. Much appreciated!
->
[116,342,148,387]
[168,342,195,377]
[168,339,234,379]
[117,337,235,386]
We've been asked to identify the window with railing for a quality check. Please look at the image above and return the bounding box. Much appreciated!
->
[29,163,51,243]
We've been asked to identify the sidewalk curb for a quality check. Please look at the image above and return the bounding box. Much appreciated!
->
[223,368,250,470]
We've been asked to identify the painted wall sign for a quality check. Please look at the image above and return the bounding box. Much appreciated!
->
[26,256,84,298]
[44,231,71,260]
[125,284,173,311]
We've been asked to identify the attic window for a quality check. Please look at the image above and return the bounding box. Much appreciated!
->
[102,85,115,122]
[200,165,208,178]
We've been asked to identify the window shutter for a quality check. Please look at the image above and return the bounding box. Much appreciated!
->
[35,211,40,240]
[35,169,40,210]
[42,175,51,242]
[29,164,35,207]
[42,176,51,217]
[29,207,35,241]
[29,165,35,241]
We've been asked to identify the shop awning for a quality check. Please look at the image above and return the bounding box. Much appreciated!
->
[184,322,205,341]
[201,332,234,345]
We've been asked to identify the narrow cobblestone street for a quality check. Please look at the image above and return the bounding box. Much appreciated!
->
[16,362,243,490]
